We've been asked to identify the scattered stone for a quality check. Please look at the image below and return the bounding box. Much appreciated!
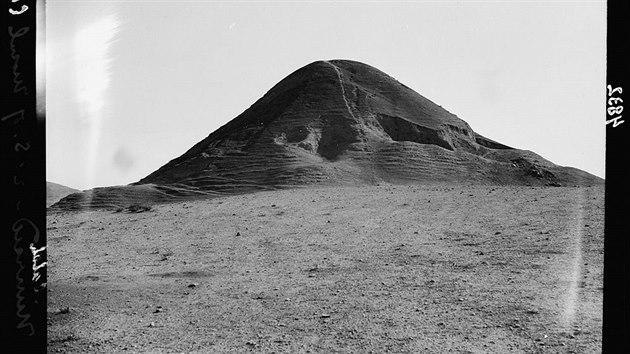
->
[236,232,241,236]
[58,307,70,314]
[188,283,199,288]
[149,322,156,327]
[128,204,152,213]
[320,313,331,318]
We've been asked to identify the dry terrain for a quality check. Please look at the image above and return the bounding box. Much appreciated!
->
[47,184,603,353]
[51,60,601,214]
[47,182,80,207]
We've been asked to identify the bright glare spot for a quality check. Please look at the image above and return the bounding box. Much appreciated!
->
[74,16,120,121]
[74,15,120,188]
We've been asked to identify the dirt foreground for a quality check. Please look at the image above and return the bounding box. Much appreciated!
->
[47,184,604,353]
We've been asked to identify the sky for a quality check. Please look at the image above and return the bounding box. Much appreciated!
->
[46,0,606,191]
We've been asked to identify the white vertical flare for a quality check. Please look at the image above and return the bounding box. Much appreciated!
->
[74,15,120,189]
[561,191,586,330]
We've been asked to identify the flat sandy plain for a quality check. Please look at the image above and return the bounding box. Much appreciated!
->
[47,184,603,353]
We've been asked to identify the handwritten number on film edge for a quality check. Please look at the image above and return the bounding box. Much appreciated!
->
[606,85,624,127]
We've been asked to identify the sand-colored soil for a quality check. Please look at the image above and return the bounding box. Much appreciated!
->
[47,184,603,353]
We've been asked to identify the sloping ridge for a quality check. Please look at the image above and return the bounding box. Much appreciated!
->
[47,182,80,207]
[51,60,603,210]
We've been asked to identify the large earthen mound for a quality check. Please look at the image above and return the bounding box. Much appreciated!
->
[51,60,602,210]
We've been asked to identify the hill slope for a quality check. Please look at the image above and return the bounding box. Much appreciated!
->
[138,60,600,189]
[51,60,602,210]
[47,181,80,207]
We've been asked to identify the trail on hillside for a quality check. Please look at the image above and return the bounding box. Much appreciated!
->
[324,60,357,119]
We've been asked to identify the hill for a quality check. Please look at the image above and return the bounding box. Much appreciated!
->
[47,181,80,207]
[51,60,602,210]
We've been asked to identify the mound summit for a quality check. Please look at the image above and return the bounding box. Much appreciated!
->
[52,60,602,210]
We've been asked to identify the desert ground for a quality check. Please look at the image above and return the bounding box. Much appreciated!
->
[47,184,603,353]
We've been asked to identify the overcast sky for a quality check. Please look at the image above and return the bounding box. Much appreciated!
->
[46,0,606,190]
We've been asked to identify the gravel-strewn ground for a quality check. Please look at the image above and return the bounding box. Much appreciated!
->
[47,184,603,353]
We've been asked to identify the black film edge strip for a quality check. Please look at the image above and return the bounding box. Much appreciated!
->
[1,0,46,352]
[603,1,629,353]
